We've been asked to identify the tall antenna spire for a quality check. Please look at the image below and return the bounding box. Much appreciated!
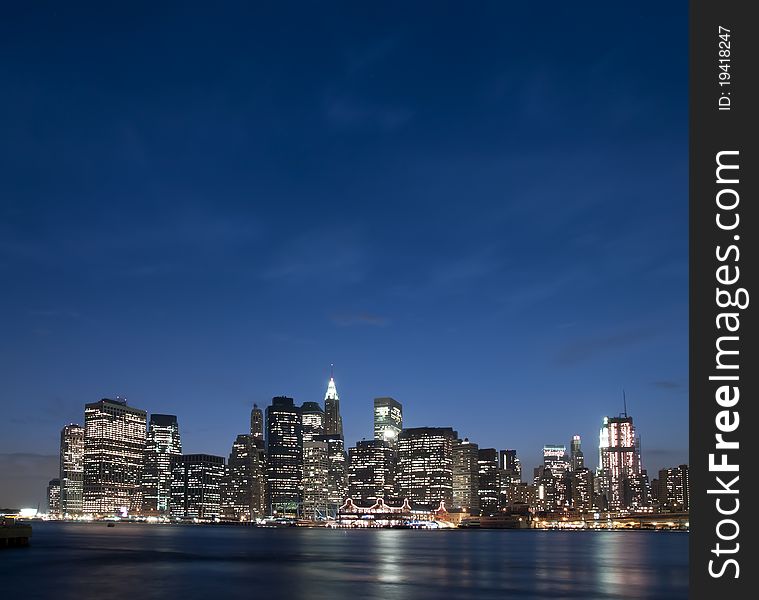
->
[331,363,334,379]
[623,389,628,417]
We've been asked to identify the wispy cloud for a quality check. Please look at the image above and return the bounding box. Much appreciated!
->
[331,313,389,327]
[555,326,657,366]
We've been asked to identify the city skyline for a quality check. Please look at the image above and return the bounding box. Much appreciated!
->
[0,2,687,508]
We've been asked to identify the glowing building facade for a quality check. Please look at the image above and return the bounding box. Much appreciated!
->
[302,439,330,519]
[347,439,396,502]
[142,414,182,515]
[59,423,85,515]
[170,454,225,519]
[47,478,61,515]
[323,376,343,438]
[478,448,500,516]
[453,438,480,514]
[83,398,147,515]
[397,427,456,508]
[265,396,303,516]
[225,434,267,521]
[598,415,642,511]
[373,397,403,446]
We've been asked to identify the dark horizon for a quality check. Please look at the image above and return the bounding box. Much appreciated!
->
[0,2,687,508]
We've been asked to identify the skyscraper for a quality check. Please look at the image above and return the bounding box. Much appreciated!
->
[170,454,226,520]
[265,396,302,516]
[302,438,329,519]
[598,413,642,511]
[301,401,324,443]
[453,438,480,514]
[570,435,584,471]
[657,464,689,512]
[225,434,266,521]
[83,398,147,515]
[47,478,61,515]
[143,414,182,515]
[373,397,403,445]
[315,433,347,512]
[499,449,522,484]
[478,448,499,516]
[397,427,456,508]
[347,439,396,503]
[59,424,84,515]
[323,373,343,438]
[250,403,264,440]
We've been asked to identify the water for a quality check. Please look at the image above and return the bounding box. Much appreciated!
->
[1,522,687,599]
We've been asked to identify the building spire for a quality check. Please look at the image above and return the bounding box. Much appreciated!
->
[325,367,339,401]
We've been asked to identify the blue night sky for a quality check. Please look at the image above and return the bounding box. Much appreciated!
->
[0,2,687,507]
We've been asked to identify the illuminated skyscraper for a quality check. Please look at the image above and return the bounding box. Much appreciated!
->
[224,434,266,521]
[265,396,302,516]
[83,398,147,515]
[570,435,584,471]
[59,424,84,515]
[478,448,499,516]
[170,454,226,520]
[323,372,343,437]
[499,449,522,483]
[373,397,403,446]
[302,439,329,519]
[47,478,61,515]
[598,413,642,511]
[397,427,456,507]
[250,403,264,441]
[570,468,594,511]
[347,439,396,502]
[657,464,689,512]
[143,414,182,515]
[453,438,480,514]
[315,433,347,512]
[301,402,324,443]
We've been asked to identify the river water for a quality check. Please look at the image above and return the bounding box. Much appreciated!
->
[0,522,688,599]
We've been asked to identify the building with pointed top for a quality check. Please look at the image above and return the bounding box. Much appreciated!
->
[323,373,343,438]
[250,403,264,440]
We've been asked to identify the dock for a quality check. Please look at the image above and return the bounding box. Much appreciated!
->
[0,522,32,548]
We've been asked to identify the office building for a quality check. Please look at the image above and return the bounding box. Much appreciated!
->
[397,427,456,508]
[301,402,324,443]
[302,438,330,519]
[59,424,84,515]
[453,438,480,514]
[373,397,403,445]
[323,374,343,437]
[170,454,226,520]
[657,464,689,512]
[142,414,182,515]
[83,398,147,515]
[499,449,522,484]
[598,414,642,511]
[347,439,396,502]
[570,435,584,471]
[250,403,264,440]
[225,434,266,521]
[570,468,594,511]
[265,396,302,516]
[47,478,61,515]
[478,448,500,516]
[315,433,347,512]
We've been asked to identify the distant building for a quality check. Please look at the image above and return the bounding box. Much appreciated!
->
[452,438,480,514]
[478,448,499,516]
[397,427,456,508]
[657,464,689,512]
[250,403,264,441]
[598,414,642,511]
[83,398,147,515]
[265,396,302,516]
[570,435,584,471]
[59,424,84,515]
[170,454,225,520]
[373,397,403,446]
[323,375,343,438]
[225,434,266,521]
[499,449,522,484]
[47,478,61,515]
[142,414,182,515]
[543,445,571,508]
[570,468,594,512]
[347,439,396,503]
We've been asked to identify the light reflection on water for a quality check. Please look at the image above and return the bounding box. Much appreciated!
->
[0,523,687,600]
